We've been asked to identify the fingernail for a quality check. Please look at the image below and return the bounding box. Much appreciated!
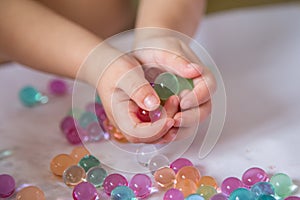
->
[144,95,159,110]
[181,100,191,109]
[167,120,174,128]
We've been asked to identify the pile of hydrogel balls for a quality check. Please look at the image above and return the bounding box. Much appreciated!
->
[47,145,300,200]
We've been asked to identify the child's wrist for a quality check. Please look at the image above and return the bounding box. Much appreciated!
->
[78,43,123,88]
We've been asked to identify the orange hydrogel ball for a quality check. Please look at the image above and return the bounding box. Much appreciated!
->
[16,186,45,200]
[176,166,201,185]
[154,167,176,189]
[50,154,76,176]
[70,146,90,163]
[175,179,198,197]
[104,119,128,143]
[111,127,128,143]
[198,176,218,189]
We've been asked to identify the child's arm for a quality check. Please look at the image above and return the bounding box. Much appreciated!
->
[0,0,100,80]
[136,0,205,37]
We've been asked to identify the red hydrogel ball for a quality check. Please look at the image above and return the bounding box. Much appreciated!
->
[137,108,151,122]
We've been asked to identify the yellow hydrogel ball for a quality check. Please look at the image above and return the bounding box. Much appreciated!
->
[197,185,217,200]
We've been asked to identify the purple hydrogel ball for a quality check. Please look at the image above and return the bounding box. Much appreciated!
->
[48,79,67,95]
[164,188,185,200]
[251,182,275,197]
[242,167,269,188]
[149,107,162,122]
[72,182,98,200]
[103,173,128,195]
[0,174,15,198]
[170,158,193,174]
[60,116,76,135]
[210,193,228,200]
[221,177,244,196]
[129,174,152,198]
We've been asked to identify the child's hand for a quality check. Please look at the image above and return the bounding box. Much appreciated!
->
[82,45,175,143]
[134,35,216,142]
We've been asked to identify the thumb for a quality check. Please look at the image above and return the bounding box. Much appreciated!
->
[117,66,160,111]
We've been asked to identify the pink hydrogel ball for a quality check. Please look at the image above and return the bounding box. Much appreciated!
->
[164,188,184,200]
[221,177,244,196]
[103,173,128,195]
[129,174,152,198]
[170,158,193,174]
[242,167,269,187]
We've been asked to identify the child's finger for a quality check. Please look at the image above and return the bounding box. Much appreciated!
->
[153,49,203,79]
[174,100,212,127]
[111,93,174,143]
[116,66,161,111]
[163,95,180,118]
[180,69,216,110]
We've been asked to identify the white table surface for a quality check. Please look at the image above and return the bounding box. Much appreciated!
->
[1,2,300,200]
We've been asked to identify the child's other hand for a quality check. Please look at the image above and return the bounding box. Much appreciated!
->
[82,45,175,143]
[134,35,216,142]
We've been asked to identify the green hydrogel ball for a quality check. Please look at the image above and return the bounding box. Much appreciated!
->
[270,173,295,198]
[86,166,107,188]
[154,72,194,101]
[197,185,217,200]
[78,155,101,172]
[154,72,179,100]
[177,75,194,93]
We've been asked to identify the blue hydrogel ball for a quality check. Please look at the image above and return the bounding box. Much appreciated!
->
[111,186,136,200]
[251,182,275,197]
[229,188,256,200]
[19,86,41,107]
[79,112,97,128]
[95,94,101,104]
[186,194,205,200]
[257,195,276,200]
